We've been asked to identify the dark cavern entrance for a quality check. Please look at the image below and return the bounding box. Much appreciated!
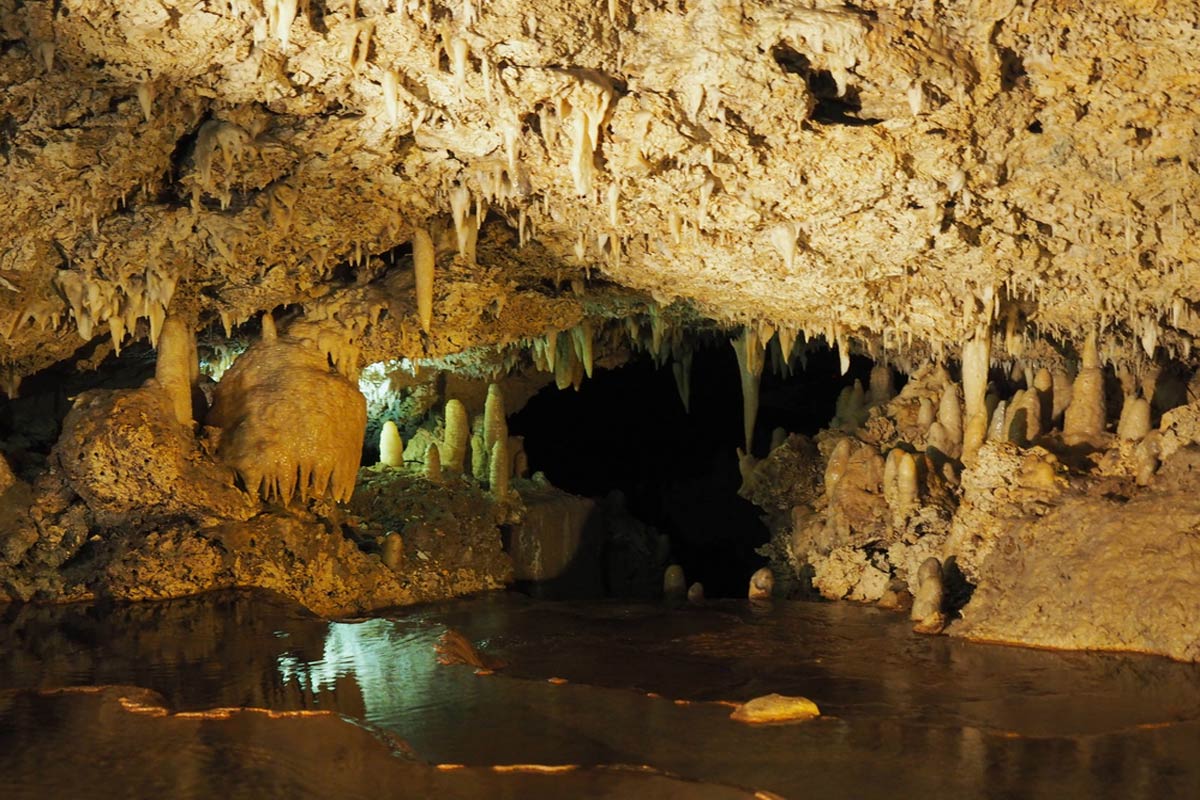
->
[510,337,871,598]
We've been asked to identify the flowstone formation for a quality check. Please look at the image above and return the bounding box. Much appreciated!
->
[207,317,367,504]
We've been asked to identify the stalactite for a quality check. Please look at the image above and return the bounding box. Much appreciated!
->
[672,349,692,412]
[571,322,594,378]
[413,227,435,333]
[156,314,198,429]
[731,327,764,454]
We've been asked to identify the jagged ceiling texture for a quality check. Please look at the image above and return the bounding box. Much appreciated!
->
[2,0,1198,393]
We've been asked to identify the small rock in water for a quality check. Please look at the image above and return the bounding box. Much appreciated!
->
[730,693,820,724]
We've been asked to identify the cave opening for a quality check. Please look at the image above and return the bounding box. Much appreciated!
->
[509,336,874,598]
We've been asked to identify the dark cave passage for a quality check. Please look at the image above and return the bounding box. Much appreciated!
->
[510,338,874,598]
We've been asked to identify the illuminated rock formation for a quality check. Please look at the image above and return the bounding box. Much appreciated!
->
[207,325,367,504]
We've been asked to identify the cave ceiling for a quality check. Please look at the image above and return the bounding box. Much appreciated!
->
[1,0,1198,393]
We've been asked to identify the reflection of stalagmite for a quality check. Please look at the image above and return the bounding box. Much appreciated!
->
[156,314,199,428]
[379,420,404,467]
[1063,332,1106,445]
[731,327,764,453]
[442,399,469,473]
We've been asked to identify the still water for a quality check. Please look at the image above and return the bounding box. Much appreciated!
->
[2,590,1198,798]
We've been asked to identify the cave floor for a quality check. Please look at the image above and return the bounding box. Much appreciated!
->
[2,590,1198,799]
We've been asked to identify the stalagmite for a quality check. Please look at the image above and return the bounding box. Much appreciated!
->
[868,363,894,405]
[687,582,705,603]
[883,448,902,514]
[987,400,1008,442]
[413,227,435,334]
[379,420,404,466]
[155,314,199,429]
[663,565,686,599]
[937,382,963,458]
[483,383,507,453]
[471,418,488,482]
[442,399,469,473]
[1117,397,1151,441]
[1012,388,1042,445]
[1063,332,1106,445]
[489,437,509,498]
[425,443,442,481]
[961,331,990,461]
[917,397,935,432]
[731,327,764,454]
[381,532,404,572]
[896,451,918,518]
[748,567,774,600]
[1051,368,1073,421]
[824,438,851,501]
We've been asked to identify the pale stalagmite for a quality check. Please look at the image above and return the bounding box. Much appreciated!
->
[442,399,469,474]
[379,420,404,467]
[1063,333,1107,446]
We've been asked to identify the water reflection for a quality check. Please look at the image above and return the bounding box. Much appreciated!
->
[2,591,1200,799]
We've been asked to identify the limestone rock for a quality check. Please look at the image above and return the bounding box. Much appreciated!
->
[953,451,1200,662]
[55,385,254,528]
